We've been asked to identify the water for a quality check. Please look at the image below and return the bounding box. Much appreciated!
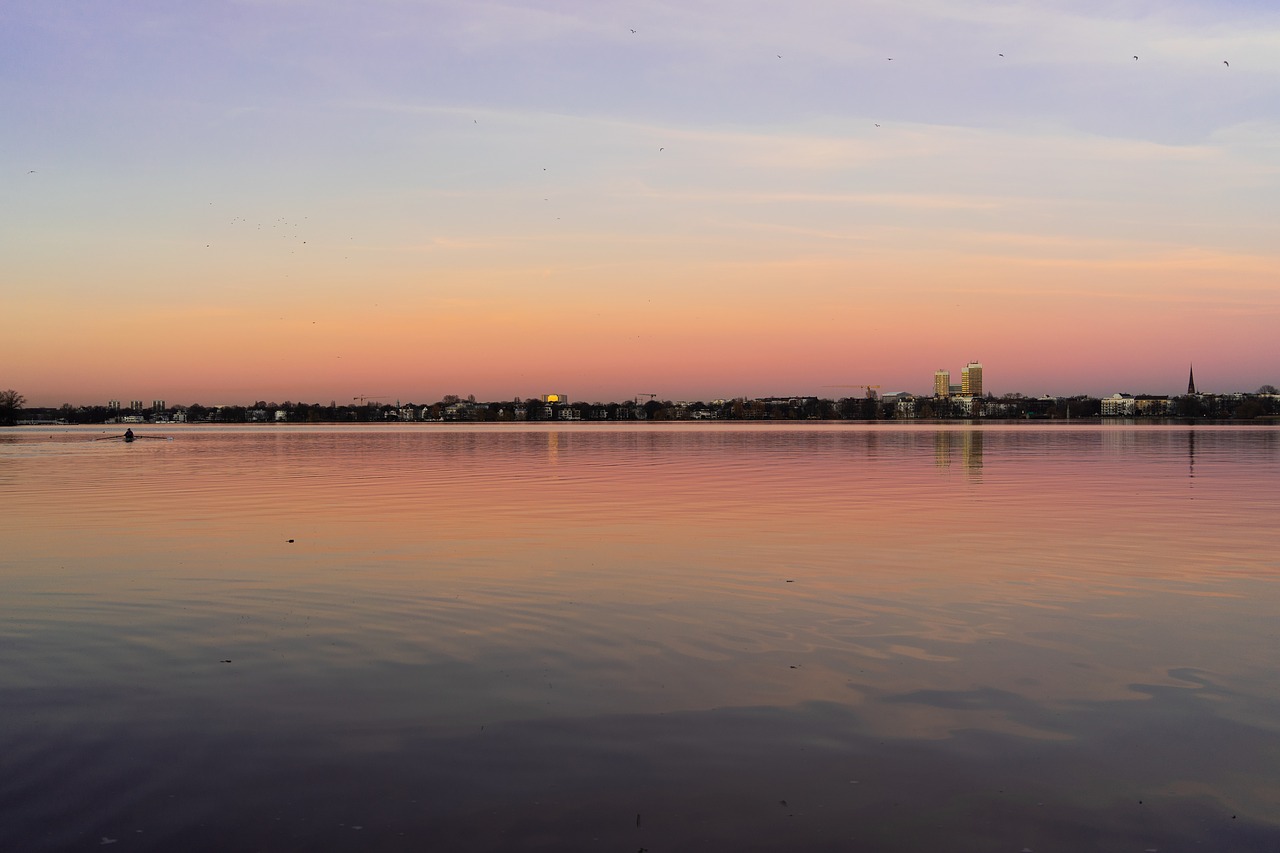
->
[2,424,1278,851]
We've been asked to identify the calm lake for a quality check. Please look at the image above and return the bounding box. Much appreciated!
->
[2,423,1279,851]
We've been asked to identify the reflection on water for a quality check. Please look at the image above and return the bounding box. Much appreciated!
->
[934,428,983,475]
[2,424,1279,852]
[1190,427,1196,481]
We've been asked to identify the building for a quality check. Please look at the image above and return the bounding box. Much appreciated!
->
[883,392,917,419]
[934,370,950,397]
[1135,395,1172,416]
[1101,393,1136,416]
[961,362,983,397]
[1187,364,1197,395]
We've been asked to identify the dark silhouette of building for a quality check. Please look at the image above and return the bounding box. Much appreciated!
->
[1188,364,1197,395]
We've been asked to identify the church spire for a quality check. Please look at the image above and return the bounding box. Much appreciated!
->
[1187,364,1196,395]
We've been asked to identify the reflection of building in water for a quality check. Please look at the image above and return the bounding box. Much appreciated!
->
[935,430,956,468]
[934,430,983,475]
[1102,429,1138,456]
[547,430,560,464]
[963,430,983,472]
[1188,429,1195,482]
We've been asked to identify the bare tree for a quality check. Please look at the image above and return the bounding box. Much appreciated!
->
[0,389,25,425]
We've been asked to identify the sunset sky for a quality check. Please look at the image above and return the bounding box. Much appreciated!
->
[4,0,1279,407]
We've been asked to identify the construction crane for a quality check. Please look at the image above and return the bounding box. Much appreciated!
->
[822,384,882,399]
[635,393,658,404]
[352,395,390,405]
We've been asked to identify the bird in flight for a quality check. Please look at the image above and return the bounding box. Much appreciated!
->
[630,29,636,34]
[1223,60,1229,67]
[1133,55,1139,60]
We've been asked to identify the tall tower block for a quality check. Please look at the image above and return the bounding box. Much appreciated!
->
[934,370,951,397]
[961,361,983,396]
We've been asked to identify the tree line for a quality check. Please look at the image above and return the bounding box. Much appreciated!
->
[5,388,1280,425]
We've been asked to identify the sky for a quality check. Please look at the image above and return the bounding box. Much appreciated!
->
[4,0,1279,407]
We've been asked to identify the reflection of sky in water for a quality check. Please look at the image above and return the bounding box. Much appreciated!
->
[2,425,1279,851]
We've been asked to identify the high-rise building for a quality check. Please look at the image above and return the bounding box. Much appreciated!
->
[152,400,166,412]
[934,369,951,397]
[961,362,983,396]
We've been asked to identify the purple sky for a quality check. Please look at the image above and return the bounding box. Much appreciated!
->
[4,1,1279,406]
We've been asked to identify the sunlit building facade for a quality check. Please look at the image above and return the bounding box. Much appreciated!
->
[934,370,951,397]
[961,362,983,396]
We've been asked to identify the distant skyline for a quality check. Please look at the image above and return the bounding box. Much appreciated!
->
[5,1,1279,408]
[18,364,1274,411]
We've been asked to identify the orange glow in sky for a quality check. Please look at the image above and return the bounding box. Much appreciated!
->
[4,2,1279,406]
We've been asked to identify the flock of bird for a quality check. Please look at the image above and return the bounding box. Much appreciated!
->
[18,33,1237,180]
[477,31,1239,234]
[626,25,1231,70]
[17,26,1239,263]
[615,28,1234,145]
